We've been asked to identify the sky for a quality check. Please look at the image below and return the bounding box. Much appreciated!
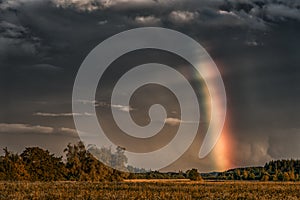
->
[0,0,300,172]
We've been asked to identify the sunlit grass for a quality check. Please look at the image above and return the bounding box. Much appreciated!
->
[0,181,299,199]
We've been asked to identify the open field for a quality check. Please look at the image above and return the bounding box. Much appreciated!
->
[123,179,191,183]
[1,181,300,200]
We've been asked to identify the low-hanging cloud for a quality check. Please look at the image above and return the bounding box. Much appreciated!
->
[75,100,134,112]
[0,123,78,136]
[0,123,53,134]
[134,15,161,25]
[111,104,134,112]
[34,112,95,117]
[164,117,198,126]
[52,0,160,11]
[169,10,199,24]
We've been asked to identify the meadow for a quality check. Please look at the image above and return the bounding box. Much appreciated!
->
[1,181,300,200]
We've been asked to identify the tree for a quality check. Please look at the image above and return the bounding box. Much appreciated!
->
[248,172,256,180]
[289,171,295,181]
[64,142,88,180]
[0,148,29,181]
[112,146,128,172]
[234,169,241,180]
[271,174,278,181]
[64,142,126,181]
[283,172,290,181]
[186,169,202,181]
[295,174,299,181]
[21,147,66,181]
[261,173,269,181]
[277,172,284,181]
[88,145,113,167]
[242,170,249,180]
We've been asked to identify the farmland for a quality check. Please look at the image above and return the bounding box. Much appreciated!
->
[1,144,300,199]
[1,181,299,200]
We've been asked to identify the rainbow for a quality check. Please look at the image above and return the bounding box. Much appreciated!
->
[211,116,233,171]
[192,63,232,171]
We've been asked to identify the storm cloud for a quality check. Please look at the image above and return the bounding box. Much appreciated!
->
[0,0,300,171]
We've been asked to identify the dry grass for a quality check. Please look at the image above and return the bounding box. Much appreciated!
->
[0,181,300,200]
[123,179,191,182]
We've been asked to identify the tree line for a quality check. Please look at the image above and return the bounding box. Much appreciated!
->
[212,159,300,181]
[1,141,300,181]
[0,142,202,181]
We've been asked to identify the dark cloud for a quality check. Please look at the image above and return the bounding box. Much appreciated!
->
[29,63,63,71]
[48,0,300,28]
[0,21,41,60]
[265,4,300,21]
[268,128,300,159]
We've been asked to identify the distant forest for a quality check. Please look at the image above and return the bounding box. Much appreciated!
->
[0,141,300,182]
[211,159,300,181]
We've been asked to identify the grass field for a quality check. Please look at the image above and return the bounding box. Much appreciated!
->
[0,181,300,200]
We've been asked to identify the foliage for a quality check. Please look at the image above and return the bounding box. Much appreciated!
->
[87,144,128,172]
[0,148,29,181]
[1,143,300,182]
[186,168,202,181]
[214,159,300,181]
[21,147,66,181]
[0,142,126,181]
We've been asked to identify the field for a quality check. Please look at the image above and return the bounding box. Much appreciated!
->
[1,180,300,200]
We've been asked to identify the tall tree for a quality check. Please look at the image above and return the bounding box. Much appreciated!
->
[21,147,66,181]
